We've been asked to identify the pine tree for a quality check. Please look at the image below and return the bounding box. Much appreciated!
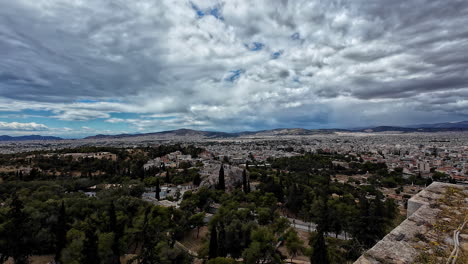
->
[208,225,218,259]
[155,178,161,200]
[217,165,225,191]
[285,229,304,262]
[352,195,377,248]
[6,195,31,264]
[316,194,330,234]
[139,207,160,264]
[55,201,67,264]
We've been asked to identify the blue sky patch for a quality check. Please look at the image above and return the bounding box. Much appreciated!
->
[245,42,264,51]
[191,2,223,20]
[225,69,244,82]
[291,32,301,40]
[191,2,205,17]
[209,7,223,20]
[76,98,123,104]
[271,50,283,59]
[77,99,100,103]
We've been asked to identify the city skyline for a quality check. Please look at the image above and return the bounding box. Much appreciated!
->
[1,0,468,137]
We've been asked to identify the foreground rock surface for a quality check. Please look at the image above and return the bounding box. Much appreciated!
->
[354,182,468,264]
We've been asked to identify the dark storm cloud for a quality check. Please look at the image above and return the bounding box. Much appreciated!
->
[0,1,168,102]
[0,0,468,133]
[351,76,468,100]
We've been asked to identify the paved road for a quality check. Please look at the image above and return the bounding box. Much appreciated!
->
[203,214,350,240]
[286,217,350,240]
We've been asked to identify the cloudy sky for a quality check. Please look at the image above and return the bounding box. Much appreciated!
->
[1,0,468,137]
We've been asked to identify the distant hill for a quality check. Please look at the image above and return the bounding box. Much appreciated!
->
[407,120,468,129]
[0,135,63,141]
[82,123,468,140]
[84,128,351,140]
[4,121,467,142]
[237,128,349,136]
[359,126,415,132]
[358,122,468,133]
[84,129,237,140]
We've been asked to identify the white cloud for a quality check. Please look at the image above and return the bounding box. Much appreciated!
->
[52,109,111,121]
[0,0,467,131]
[0,121,48,131]
[105,118,125,123]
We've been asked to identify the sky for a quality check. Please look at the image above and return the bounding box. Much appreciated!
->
[1,0,468,138]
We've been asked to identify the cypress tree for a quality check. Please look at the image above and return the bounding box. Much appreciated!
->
[155,178,161,200]
[81,224,99,264]
[108,203,121,264]
[55,201,67,264]
[311,230,329,264]
[193,173,201,186]
[242,169,250,194]
[217,224,227,257]
[208,225,218,259]
[217,165,225,191]
[165,170,170,184]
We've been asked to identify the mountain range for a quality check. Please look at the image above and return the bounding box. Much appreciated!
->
[0,135,63,141]
[2,121,468,141]
[408,120,468,129]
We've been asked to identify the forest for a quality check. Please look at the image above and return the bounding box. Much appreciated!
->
[0,148,410,264]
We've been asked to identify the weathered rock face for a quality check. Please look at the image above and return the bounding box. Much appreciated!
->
[406,182,446,217]
[200,163,245,191]
[354,182,468,264]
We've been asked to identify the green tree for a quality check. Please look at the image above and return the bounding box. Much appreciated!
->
[108,203,121,264]
[369,196,386,240]
[217,165,225,191]
[284,228,305,262]
[189,212,205,238]
[155,178,161,201]
[165,170,171,184]
[138,207,160,264]
[81,223,99,264]
[310,230,328,264]
[208,225,218,259]
[351,195,384,249]
[55,201,68,264]
[4,195,31,264]
[242,227,282,264]
[193,173,201,186]
[242,169,250,194]
[217,224,227,257]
